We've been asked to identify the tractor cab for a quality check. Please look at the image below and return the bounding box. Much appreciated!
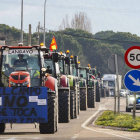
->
[0,45,45,87]
[63,50,79,78]
[43,51,60,78]
[79,66,90,81]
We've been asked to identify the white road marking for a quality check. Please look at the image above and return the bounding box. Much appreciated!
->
[98,129,110,131]
[70,134,79,140]
[34,137,43,139]
[81,104,137,140]
[0,137,42,140]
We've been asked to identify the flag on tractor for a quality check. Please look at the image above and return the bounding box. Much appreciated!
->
[49,36,58,51]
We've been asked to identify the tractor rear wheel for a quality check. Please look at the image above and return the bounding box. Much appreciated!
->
[39,94,57,134]
[74,90,78,118]
[87,88,95,108]
[77,89,80,115]
[101,89,106,98]
[70,90,75,119]
[96,86,100,102]
[80,88,87,110]
[58,89,70,123]
[0,123,5,133]
[106,90,109,97]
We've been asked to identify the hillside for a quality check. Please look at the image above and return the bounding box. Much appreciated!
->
[0,24,136,79]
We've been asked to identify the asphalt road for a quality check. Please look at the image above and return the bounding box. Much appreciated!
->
[1,97,140,140]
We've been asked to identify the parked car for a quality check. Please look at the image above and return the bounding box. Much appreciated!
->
[126,92,140,112]
[126,90,130,96]
[120,89,127,97]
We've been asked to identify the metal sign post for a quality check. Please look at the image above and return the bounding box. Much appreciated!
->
[114,82,116,114]
[108,54,124,114]
[133,92,136,119]
[115,54,120,114]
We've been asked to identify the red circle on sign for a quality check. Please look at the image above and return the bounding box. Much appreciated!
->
[124,46,140,69]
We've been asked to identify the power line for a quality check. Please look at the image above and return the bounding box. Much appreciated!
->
[1,1,140,13]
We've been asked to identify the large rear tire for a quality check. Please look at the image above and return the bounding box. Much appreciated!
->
[80,88,87,110]
[101,88,106,98]
[0,123,5,133]
[74,89,78,118]
[96,86,100,102]
[70,90,75,119]
[77,87,80,115]
[58,89,70,123]
[87,88,96,108]
[39,94,57,134]
[106,90,109,97]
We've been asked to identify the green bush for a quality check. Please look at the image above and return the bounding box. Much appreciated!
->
[95,110,140,131]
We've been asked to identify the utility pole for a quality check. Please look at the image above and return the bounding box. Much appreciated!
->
[133,92,136,119]
[115,54,120,114]
[20,0,23,44]
[28,24,31,46]
[114,81,116,114]
[43,0,47,46]
[37,22,40,45]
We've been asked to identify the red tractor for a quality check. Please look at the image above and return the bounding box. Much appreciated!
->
[0,44,58,134]
[43,51,70,123]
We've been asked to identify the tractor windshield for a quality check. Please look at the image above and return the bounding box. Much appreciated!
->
[1,49,41,87]
[44,58,55,76]
[71,64,77,76]
[58,59,64,74]
[79,68,86,79]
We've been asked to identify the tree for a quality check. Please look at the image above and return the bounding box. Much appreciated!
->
[59,12,92,33]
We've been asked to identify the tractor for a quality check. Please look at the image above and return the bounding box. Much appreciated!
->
[57,51,79,119]
[0,44,58,134]
[79,65,100,108]
[43,50,70,123]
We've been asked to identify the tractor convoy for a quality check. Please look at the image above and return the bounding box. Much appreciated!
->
[0,39,106,134]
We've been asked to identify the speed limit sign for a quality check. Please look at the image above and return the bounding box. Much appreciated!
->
[125,46,140,69]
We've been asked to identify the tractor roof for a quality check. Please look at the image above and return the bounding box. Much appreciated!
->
[1,45,39,49]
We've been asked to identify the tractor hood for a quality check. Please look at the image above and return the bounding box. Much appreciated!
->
[10,71,30,81]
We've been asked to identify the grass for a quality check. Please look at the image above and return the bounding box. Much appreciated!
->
[95,110,140,131]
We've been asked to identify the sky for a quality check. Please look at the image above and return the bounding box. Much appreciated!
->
[0,0,140,36]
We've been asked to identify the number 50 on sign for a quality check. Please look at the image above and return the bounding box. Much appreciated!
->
[125,46,140,69]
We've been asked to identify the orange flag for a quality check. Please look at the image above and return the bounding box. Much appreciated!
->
[49,36,58,51]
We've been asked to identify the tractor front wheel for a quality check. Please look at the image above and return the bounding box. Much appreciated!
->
[0,123,5,133]
[39,93,57,134]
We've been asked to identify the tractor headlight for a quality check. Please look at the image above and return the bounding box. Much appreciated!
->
[22,81,29,86]
[10,81,16,86]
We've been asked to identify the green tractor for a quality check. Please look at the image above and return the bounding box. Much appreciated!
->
[88,67,101,103]
[79,65,101,108]
[78,66,88,110]
[58,50,80,119]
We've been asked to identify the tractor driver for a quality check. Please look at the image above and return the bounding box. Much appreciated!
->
[13,54,28,68]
